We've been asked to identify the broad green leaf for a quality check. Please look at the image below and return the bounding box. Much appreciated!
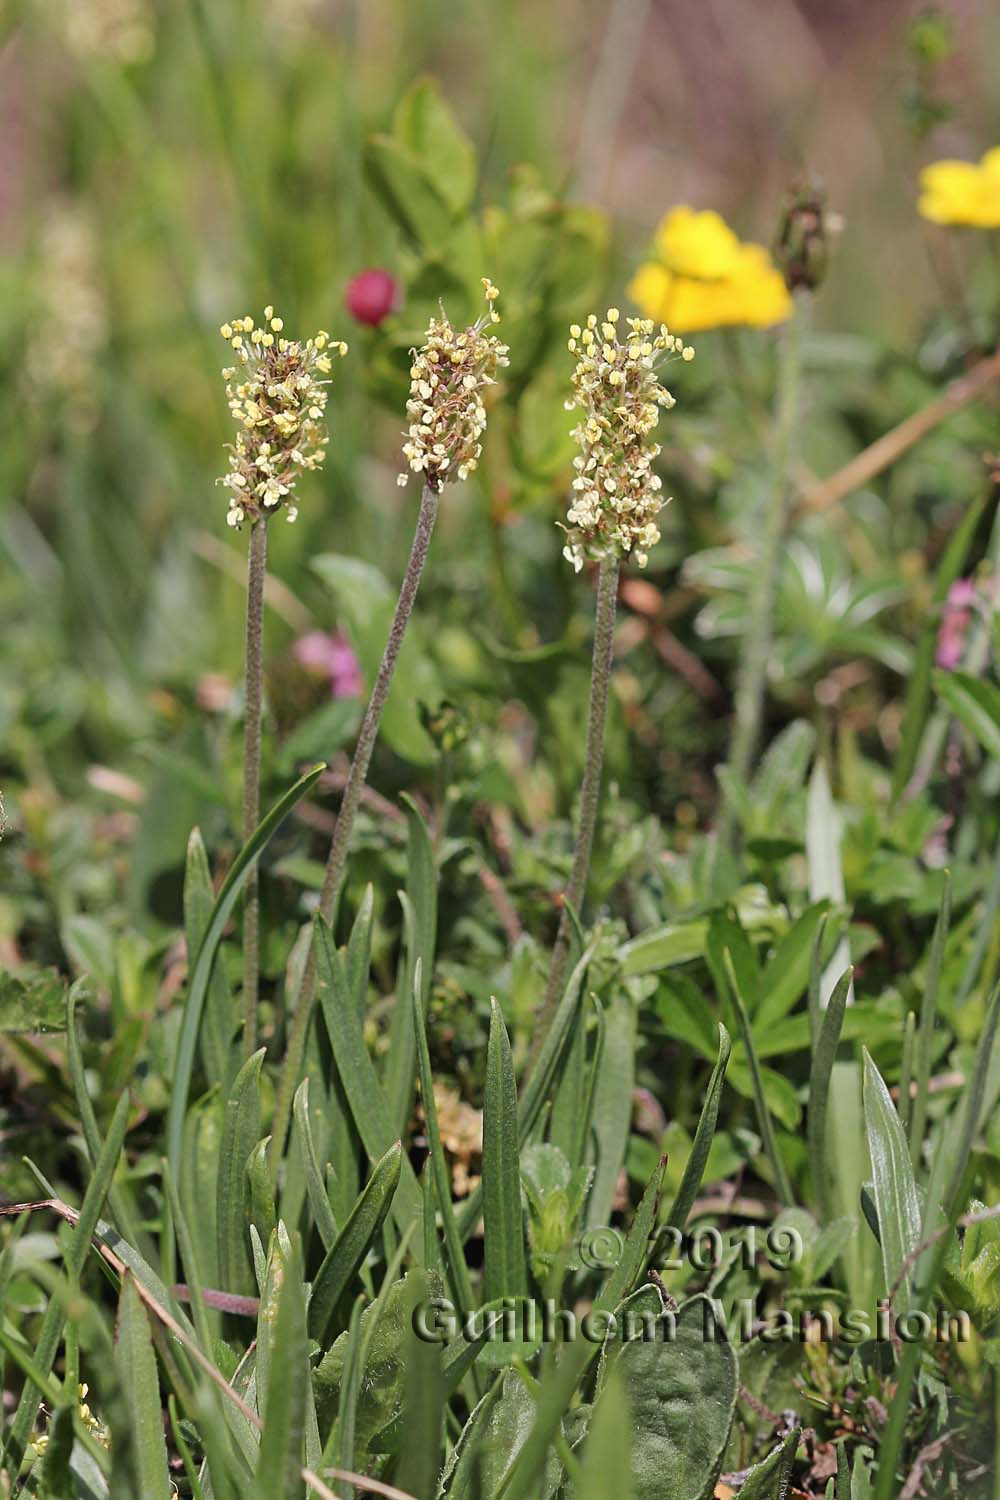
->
[393,77,476,215]
[309,1141,402,1347]
[166,764,325,1179]
[601,1290,738,1500]
[935,668,1000,762]
[483,998,528,1302]
[440,1368,564,1498]
[216,1048,264,1295]
[619,921,708,975]
[111,1274,171,1500]
[863,1050,921,1306]
[586,986,635,1230]
[365,135,455,248]
[246,1136,276,1250]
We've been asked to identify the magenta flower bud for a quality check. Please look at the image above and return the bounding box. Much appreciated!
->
[344,269,401,327]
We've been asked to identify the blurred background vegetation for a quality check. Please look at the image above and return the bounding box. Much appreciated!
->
[3,0,1000,962]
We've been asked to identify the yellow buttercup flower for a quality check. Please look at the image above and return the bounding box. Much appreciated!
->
[628,206,792,333]
[918,146,1000,227]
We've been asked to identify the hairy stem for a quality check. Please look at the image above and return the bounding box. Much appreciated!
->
[535,553,619,1040]
[720,290,807,847]
[269,480,440,1180]
[242,517,267,1056]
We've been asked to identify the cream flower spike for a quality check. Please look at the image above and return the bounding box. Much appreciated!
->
[398,279,509,490]
[217,309,347,529]
[561,310,693,572]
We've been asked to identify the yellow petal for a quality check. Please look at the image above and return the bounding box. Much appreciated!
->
[653,206,743,280]
[918,157,1000,226]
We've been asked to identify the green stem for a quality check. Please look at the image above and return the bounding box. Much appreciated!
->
[269,480,441,1182]
[535,553,619,1039]
[242,518,267,1056]
[720,290,807,846]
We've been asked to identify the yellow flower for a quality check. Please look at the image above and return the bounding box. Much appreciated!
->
[628,206,792,333]
[918,146,1000,227]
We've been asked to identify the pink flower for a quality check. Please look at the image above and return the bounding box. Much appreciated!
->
[935,577,978,669]
[294,631,363,698]
[344,268,402,327]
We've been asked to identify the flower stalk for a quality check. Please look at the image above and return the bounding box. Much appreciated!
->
[269,283,509,1181]
[241,516,267,1054]
[537,552,619,1033]
[536,309,691,1037]
[217,308,347,1053]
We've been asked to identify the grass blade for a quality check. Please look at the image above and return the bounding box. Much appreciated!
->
[482,998,527,1302]
[167,764,325,1179]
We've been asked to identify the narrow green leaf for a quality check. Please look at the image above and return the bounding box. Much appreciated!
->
[254,1243,308,1500]
[724,950,794,1205]
[112,1273,171,1500]
[386,799,437,1138]
[579,1367,631,1500]
[909,872,951,1162]
[807,968,852,1222]
[412,964,474,1315]
[167,765,325,1179]
[455,936,599,1245]
[753,901,830,1027]
[663,1023,731,1231]
[6,1089,131,1471]
[863,1049,922,1306]
[184,826,234,1091]
[314,919,423,1246]
[483,998,528,1303]
[395,1271,445,1500]
[736,1425,800,1499]
[246,1135,276,1249]
[309,1140,403,1346]
[216,1048,265,1295]
[67,981,142,1249]
[935,668,1000,762]
[598,1154,666,1314]
[293,1079,339,1252]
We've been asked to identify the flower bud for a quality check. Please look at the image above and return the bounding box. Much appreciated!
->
[344,268,402,327]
